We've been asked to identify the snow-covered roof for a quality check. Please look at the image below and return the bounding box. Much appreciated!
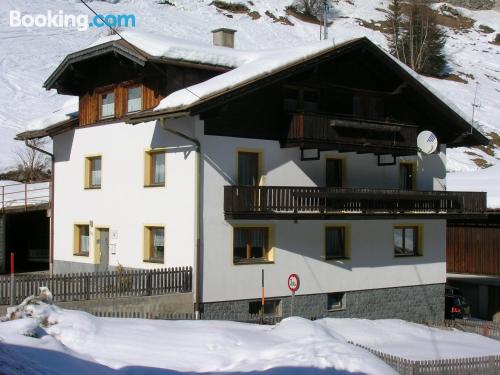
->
[154,37,355,112]
[26,97,79,132]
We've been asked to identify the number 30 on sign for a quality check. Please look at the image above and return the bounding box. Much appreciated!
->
[288,273,300,292]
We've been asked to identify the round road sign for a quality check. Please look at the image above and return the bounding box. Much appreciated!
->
[288,273,300,292]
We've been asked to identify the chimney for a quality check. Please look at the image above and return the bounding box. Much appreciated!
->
[211,28,237,48]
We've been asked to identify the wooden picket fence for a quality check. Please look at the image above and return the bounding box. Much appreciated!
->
[350,341,500,375]
[0,267,192,305]
[445,319,500,341]
[91,311,281,324]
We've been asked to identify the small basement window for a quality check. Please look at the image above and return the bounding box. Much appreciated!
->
[74,224,90,256]
[144,226,165,263]
[85,156,102,189]
[233,227,272,264]
[127,86,142,113]
[327,292,346,311]
[394,226,421,257]
[249,300,281,316]
[100,91,115,119]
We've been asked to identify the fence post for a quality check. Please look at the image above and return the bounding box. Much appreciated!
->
[146,271,152,296]
[9,252,15,305]
[85,273,90,300]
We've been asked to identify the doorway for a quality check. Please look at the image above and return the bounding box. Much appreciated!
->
[95,228,109,272]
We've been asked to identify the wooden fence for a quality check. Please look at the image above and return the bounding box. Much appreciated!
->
[91,311,281,324]
[349,341,500,375]
[0,267,192,305]
[445,319,500,341]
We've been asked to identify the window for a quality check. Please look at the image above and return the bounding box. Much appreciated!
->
[74,224,90,256]
[394,226,420,257]
[233,227,272,264]
[144,226,165,262]
[325,226,348,260]
[100,91,115,119]
[283,87,319,112]
[326,158,343,188]
[127,86,142,113]
[237,151,260,186]
[399,162,416,190]
[249,300,281,316]
[145,150,166,187]
[85,156,102,189]
[353,95,384,119]
[328,292,346,311]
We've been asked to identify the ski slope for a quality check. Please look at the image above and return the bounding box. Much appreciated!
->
[0,0,499,203]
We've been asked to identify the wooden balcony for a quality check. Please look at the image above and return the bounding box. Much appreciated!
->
[224,186,487,220]
[282,113,419,156]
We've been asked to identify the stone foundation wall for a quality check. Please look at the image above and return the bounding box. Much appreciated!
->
[203,284,445,322]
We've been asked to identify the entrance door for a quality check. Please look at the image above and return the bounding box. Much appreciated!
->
[96,228,109,272]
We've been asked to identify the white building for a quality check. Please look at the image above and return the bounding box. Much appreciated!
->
[18,30,488,321]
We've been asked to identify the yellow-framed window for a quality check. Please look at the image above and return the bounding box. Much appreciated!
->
[144,226,165,263]
[145,150,166,187]
[74,224,90,256]
[394,225,421,257]
[85,156,102,189]
[325,226,349,260]
[233,226,272,265]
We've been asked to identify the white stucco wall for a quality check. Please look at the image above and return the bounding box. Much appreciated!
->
[198,119,447,303]
[53,119,197,269]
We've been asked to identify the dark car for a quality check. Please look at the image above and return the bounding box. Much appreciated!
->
[445,293,470,320]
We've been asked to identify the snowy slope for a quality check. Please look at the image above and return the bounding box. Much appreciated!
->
[0,0,499,202]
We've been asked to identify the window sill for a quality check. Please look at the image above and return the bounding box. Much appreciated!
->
[394,254,422,258]
[323,256,350,261]
[327,307,346,312]
[234,260,274,266]
[143,259,164,264]
[73,253,89,257]
[84,186,101,190]
[144,184,166,188]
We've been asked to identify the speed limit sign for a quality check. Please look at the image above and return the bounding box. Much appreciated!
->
[288,273,300,292]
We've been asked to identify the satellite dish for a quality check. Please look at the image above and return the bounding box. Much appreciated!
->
[417,130,438,154]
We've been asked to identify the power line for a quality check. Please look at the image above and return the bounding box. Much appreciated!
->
[79,0,201,100]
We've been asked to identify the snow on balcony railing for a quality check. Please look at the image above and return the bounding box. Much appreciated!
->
[0,180,50,212]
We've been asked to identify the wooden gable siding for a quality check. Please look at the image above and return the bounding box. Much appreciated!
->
[79,91,99,126]
[78,82,164,126]
[447,226,500,276]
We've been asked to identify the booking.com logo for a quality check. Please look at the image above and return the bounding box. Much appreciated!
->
[9,10,136,31]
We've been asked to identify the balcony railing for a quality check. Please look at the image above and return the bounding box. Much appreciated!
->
[224,186,487,219]
[283,113,418,155]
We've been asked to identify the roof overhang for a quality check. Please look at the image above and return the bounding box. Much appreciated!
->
[15,117,78,141]
[44,40,150,91]
[124,38,489,147]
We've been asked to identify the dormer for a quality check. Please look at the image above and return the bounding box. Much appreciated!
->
[43,38,230,127]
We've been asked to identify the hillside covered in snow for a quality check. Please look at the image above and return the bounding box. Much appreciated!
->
[0,0,499,202]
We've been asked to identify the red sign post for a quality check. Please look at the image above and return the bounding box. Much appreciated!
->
[288,273,300,317]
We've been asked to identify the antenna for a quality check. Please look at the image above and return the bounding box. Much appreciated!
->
[471,81,481,134]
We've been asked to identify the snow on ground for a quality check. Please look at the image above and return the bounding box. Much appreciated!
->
[320,318,500,361]
[447,163,500,208]
[1,302,500,374]
[0,302,395,375]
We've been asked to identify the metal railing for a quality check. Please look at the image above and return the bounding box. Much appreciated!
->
[1,180,50,212]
